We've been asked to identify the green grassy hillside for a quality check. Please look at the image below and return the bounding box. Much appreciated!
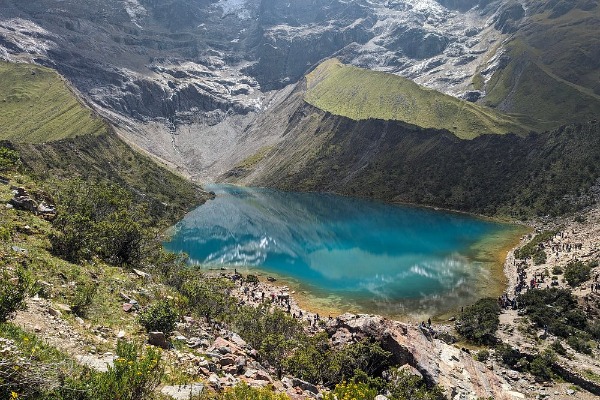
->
[0,61,107,143]
[483,1,600,125]
[232,96,600,218]
[304,59,533,140]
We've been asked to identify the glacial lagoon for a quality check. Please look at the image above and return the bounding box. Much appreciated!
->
[164,185,524,318]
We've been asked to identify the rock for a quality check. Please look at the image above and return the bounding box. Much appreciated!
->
[116,330,126,339]
[148,332,170,349]
[291,377,319,394]
[132,268,150,279]
[253,369,273,383]
[55,303,72,313]
[122,303,134,312]
[218,354,237,366]
[375,395,389,400]
[160,384,204,400]
[48,308,62,318]
[75,316,85,325]
[566,389,575,395]
[208,374,221,390]
[76,354,114,372]
[33,325,42,332]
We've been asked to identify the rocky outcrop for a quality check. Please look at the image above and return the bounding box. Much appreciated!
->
[326,314,517,399]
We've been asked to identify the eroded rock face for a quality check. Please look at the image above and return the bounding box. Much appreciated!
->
[326,313,514,400]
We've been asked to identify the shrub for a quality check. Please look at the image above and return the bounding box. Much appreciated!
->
[386,368,445,400]
[246,274,259,284]
[552,266,563,275]
[0,146,20,171]
[203,382,290,400]
[567,335,592,355]
[551,340,567,356]
[323,380,377,400]
[70,281,98,318]
[529,350,556,382]
[455,298,500,344]
[50,179,150,266]
[59,340,164,400]
[476,349,490,362]
[181,277,236,322]
[564,260,592,287]
[138,300,178,336]
[495,344,521,368]
[0,266,30,323]
[517,288,581,338]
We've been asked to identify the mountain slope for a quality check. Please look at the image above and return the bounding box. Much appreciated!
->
[0,60,209,221]
[225,80,600,218]
[0,61,107,142]
[305,59,533,139]
[482,0,600,125]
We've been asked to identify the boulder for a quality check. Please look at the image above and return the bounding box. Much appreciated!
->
[160,384,204,400]
[327,314,515,399]
[148,332,170,349]
[291,377,319,394]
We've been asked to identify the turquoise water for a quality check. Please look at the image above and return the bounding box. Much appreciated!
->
[165,185,520,317]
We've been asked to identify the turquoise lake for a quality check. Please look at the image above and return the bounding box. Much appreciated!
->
[165,185,523,318]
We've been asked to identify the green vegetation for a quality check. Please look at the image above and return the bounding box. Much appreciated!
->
[455,298,500,344]
[484,0,600,127]
[0,147,20,171]
[246,110,600,218]
[517,288,587,338]
[564,260,596,287]
[50,179,149,265]
[13,132,206,223]
[58,340,164,400]
[201,382,290,400]
[304,59,532,140]
[138,300,179,336]
[0,61,107,143]
[514,230,558,264]
[0,266,30,323]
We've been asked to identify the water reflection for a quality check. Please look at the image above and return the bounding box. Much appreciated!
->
[165,185,517,317]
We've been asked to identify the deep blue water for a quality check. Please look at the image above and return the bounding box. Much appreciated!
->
[164,185,520,316]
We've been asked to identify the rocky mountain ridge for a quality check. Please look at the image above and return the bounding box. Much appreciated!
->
[5,0,596,179]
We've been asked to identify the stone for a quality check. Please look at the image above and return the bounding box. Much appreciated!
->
[148,332,169,349]
[116,330,126,339]
[48,308,62,317]
[76,354,114,372]
[375,396,389,400]
[122,303,134,312]
[132,268,150,279]
[33,325,42,332]
[291,377,319,394]
[566,389,575,395]
[160,384,204,400]
[55,303,72,313]
[75,316,85,325]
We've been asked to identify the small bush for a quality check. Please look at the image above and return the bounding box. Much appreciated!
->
[455,298,500,344]
[552,265,563,275]
[476,349,490,362]
[202,382,290,400]
[60,340,164,400]
[529,350,556,382]
[246,274,259,284]
[551,340,567,356]
[70,281,97,318]
[0,266,30,323]
[0,146,20,171]
[495,344,521,369]
[138,300,178,336]
[564,260,592,287]
[386,368,445,400]
[323,380,377,400]
[567,335,592,355]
